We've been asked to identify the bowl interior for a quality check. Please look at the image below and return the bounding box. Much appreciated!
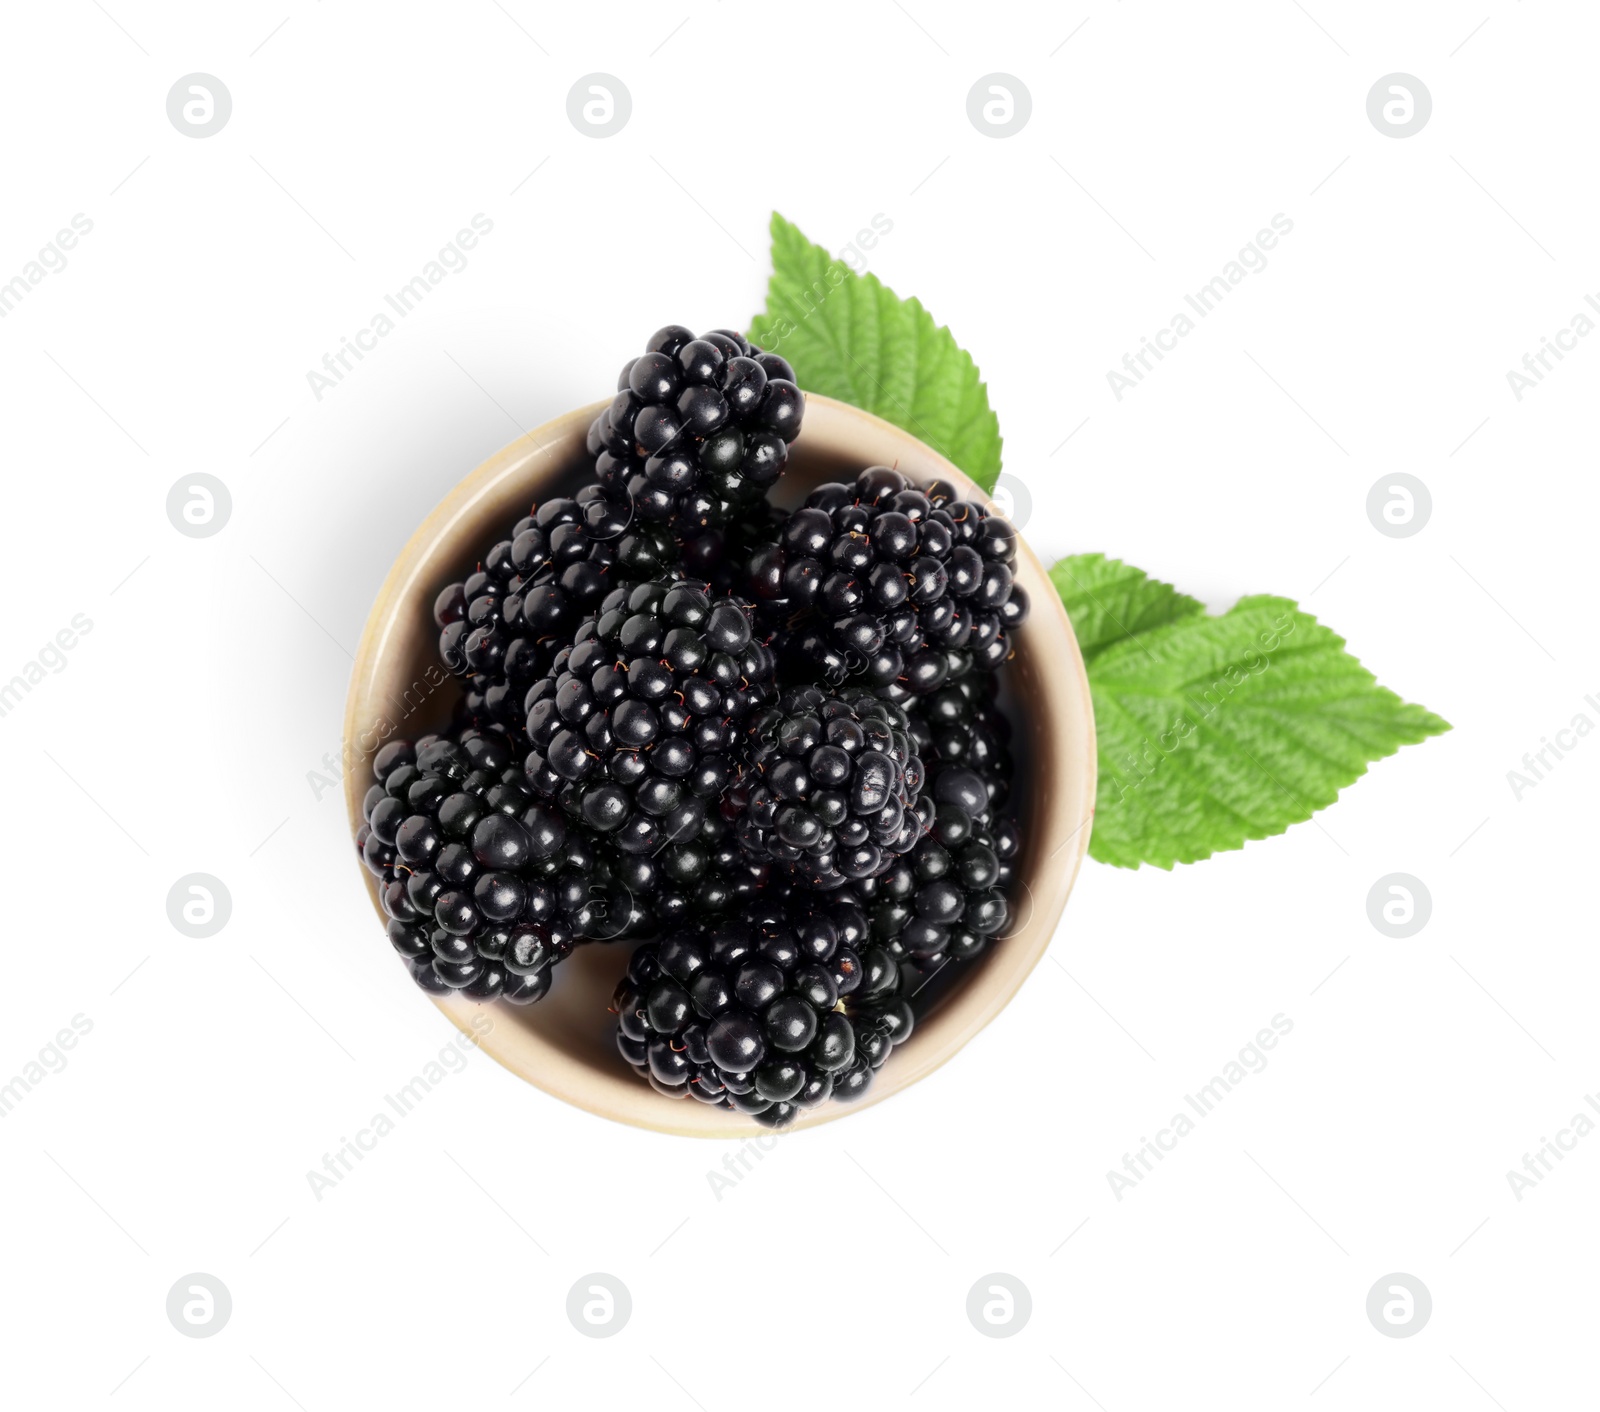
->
[344,395,1095,1136]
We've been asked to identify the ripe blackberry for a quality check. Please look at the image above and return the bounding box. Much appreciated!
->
[606,807,767,932]
[728,685,926,889]
[523,575,776,867]
[851,678,1024,966]
[610,892,913,1127]
[906,672,1014,816]
[356,728,647,1003]
[852,750,1021,971]
[434,489,676,734]
[588,325,804,547]
[686,495,788,597]
[748,465,1029,696]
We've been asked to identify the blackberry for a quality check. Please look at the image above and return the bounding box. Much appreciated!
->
[588,325,804,548]
[906,673,1015,815]
[859,828,1016,971]
[434,489,676,734]
[436,325,799,734]
[356,728,647,1003]
[687,495,788,597]
[747,465,1030,696]
[523,574,777,877]
[728,685,926,889]
[610,892,913,1127]
[852,748,1021,970]
[851,682,1020,970]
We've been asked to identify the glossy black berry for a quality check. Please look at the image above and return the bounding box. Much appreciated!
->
[750,467,1028,692]
[729,685,925,889]
[359,727,647,1005]
[853,693,1020,972]
[585,327,806,556]
[523,574,775,919]
[611,894,891,1126]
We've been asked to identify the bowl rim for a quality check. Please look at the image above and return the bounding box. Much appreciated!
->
[344,393,1096,1137]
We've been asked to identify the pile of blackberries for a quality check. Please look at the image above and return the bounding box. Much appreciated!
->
[354,324,1027,1127]
[433,492,675,736]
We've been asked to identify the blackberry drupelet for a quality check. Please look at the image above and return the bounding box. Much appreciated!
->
[610,891,913,1127]
[588,325,805,548]
[727,684,926,889]
[523,575,777,873]
[357,728,647,1003]
[747,465,1030,696]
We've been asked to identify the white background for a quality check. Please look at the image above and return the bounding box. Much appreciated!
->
[1,2,1595,1407]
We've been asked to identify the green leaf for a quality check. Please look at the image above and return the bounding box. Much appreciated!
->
[1050,559,1452,869]
[1049,553,1205,662]
[749,212,1003,492]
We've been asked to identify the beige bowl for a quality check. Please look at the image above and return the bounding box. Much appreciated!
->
[344,394,1095,1136]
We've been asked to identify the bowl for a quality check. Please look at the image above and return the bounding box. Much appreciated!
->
[344,393,1096,1136]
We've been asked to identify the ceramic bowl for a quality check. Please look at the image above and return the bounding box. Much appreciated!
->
[344,394,1096,1136]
